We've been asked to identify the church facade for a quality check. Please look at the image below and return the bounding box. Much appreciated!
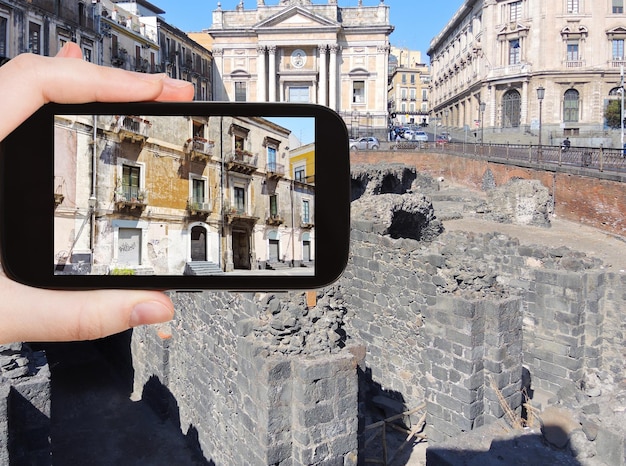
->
[207,0,394,139]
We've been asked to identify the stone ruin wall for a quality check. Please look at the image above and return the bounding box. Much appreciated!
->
[129,164,624,463]
[2,163,624,464]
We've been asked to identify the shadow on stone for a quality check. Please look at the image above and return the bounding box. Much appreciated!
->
[359,366,422,465]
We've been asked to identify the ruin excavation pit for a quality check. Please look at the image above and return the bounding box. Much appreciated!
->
[1,163,624,465]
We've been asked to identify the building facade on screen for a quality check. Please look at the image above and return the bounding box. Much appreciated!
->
[428,0,626,146]
[206,0,394,140]
[53,114,315,275]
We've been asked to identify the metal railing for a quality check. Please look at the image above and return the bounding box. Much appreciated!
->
[435,142,626,173]
[369,141,626,175]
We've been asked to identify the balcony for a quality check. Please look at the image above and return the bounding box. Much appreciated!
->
[114,188,147,213]
[113,115,150,143]
[611,59,626,68]
[225,150,258,175]
[300,220,314,229]
[265,162,285,179]
[266,214,284,226]
[185,137,214,161]
[187,198,212,217]
[565,60,585,68]
[223,205,259,226]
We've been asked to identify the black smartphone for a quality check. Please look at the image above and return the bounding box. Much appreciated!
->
[0,102,350,290]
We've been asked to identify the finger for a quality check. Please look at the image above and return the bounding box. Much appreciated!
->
[0,275,174,343]
[55,41,83,59]
[0,50,194,140]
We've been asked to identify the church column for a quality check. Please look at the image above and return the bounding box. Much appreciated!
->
[329,44,338,111]
[212,47,224,101]
[268,45,277,102]
[318,44,328,106]
[257,45,266,102]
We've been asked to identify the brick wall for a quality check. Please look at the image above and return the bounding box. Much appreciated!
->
[350,151,626,237]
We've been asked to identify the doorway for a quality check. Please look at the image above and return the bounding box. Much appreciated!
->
[190,225,207,261]
[232,230,250,269]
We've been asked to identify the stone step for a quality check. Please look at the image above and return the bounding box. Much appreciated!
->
[184,261,224,275]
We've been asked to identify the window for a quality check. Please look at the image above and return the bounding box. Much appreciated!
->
[29,22,41,55]
[269,195,278,217]
[613,39,624,59]
[563,89,580,122]
[288,86,309,102]
[401,88,407,100]
[401,73,406,84]
[567,41,579,61]
[302,199,310,223]
[83,47,92,63]
[410,89,416,100]
[422,89,428,101]
[192,178,205,204]
[353,81,365,104]
[121,165,140,200]
[613,0,624,14]
[192,120,206,139]
[294,165,305,182]
[267,146,277,172]
[410,74,415,85]
[78,2,86,26]
[0,16,7,58]
[509,39,521,65]
[235,82,246,102]
[234,186,245,213]
[567,0,579,13]
[510,1,522,21]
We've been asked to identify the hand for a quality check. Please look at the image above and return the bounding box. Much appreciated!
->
[0,43,194,343]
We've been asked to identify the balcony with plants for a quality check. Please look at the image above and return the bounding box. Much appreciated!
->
[185,137,215,161]
[114,186,148,212]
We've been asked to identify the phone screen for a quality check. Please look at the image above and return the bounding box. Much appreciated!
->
[53,113,316,278]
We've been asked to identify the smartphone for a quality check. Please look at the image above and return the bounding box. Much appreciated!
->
[0,102,350,290]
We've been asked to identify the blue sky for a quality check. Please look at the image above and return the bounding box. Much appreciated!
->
[155,0,465,58]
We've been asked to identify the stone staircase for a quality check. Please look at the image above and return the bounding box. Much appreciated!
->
[266,261,291,271]
[184,261,224,275]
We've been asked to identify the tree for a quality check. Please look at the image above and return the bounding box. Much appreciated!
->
[604,99,623,129]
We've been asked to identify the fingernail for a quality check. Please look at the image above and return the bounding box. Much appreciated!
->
[129,301,174,327]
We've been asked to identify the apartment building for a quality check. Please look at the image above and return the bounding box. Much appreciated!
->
[53,114,315,275]
[428,0,626,145]
[0,0,99,61]
[206,0,393,139]
[388,47,430,128]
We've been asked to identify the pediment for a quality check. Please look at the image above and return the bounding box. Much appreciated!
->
[254,6,340,31]
[606,26,626,39]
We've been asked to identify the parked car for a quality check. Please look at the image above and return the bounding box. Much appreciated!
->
[407,130,428,142]
[349,136,380,150]
[440,131,452,142]
[436,135,449,145]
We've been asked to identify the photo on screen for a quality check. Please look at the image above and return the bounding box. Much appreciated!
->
[53,114,315,277]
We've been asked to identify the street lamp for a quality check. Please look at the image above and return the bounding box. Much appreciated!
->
[537,86,545,161]
[444,108,449,128]
[479,101,486,145]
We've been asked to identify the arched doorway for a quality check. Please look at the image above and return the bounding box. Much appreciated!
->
[190,225,207,261]
[502,89,521,128]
